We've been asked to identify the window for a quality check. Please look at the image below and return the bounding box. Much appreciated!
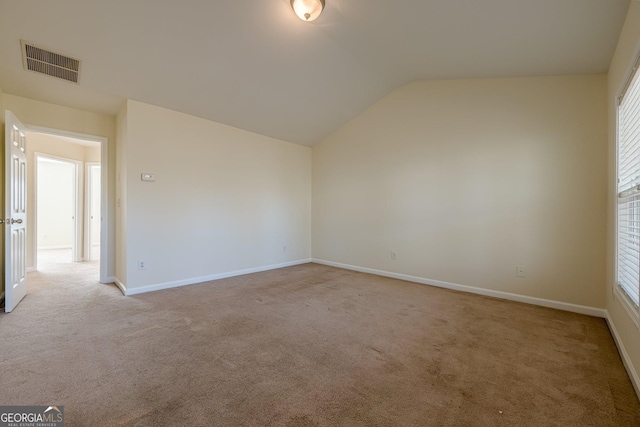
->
[617,54,640,312]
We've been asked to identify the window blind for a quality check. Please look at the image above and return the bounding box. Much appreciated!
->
[617,55,640,307]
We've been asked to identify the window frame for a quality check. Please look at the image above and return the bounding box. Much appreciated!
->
[615,51,640,329]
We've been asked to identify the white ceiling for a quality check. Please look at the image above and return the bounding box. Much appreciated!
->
[0,0,631,146]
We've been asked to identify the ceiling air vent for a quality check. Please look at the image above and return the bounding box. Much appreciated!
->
[21,40,80,84]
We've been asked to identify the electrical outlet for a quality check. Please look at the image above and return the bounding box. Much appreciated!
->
[516,265,526,278]
[138,260,147,271]
[391,251,397,260]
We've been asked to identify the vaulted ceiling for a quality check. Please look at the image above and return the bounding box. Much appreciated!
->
[0,0,631,146]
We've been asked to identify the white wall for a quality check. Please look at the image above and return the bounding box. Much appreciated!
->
[115,103,128,284]
[313,75,607,309]
[36,158,75,250]
[2,94,116,277]
[120,100,311,291]
[607,1,640,396]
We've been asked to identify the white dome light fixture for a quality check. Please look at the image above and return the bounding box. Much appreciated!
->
[290,0,325,22]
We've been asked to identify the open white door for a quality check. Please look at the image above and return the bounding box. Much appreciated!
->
[4,111,28,312]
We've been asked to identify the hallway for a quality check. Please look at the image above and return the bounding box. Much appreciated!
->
[28,248,103,304]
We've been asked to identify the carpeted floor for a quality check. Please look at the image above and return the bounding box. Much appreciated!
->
[1,260,639,426]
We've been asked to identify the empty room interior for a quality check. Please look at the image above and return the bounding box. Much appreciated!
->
[1,0,640,425]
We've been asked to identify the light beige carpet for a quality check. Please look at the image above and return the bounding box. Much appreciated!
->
[1,261,639,426]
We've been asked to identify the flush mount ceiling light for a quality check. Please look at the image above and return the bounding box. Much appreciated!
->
[290,0,325,22]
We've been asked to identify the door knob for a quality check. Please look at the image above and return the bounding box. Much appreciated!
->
[9,218,22,224]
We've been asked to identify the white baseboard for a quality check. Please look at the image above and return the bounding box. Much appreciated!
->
[312,259,607,318]
[109,277,126,295]
[26,267,36,273]
[605,311,640,399]
[123,259,313,296]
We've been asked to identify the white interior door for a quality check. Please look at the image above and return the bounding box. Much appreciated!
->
[4,111,28,312]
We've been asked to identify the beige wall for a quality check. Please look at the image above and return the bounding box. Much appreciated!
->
[313,75,607,308]
[607,1,640,395]
[25,132,102,268]
[2,94,116,278]
[120,100,311,290]
[115,103,128,284]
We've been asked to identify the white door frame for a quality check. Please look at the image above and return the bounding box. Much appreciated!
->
[27,125,109,284]
[34,153,83,264]
[84,162,100,261]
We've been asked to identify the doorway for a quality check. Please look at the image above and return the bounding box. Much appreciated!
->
[27,129,106,280]
[3,109,110,313]
[35,155,80,266]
